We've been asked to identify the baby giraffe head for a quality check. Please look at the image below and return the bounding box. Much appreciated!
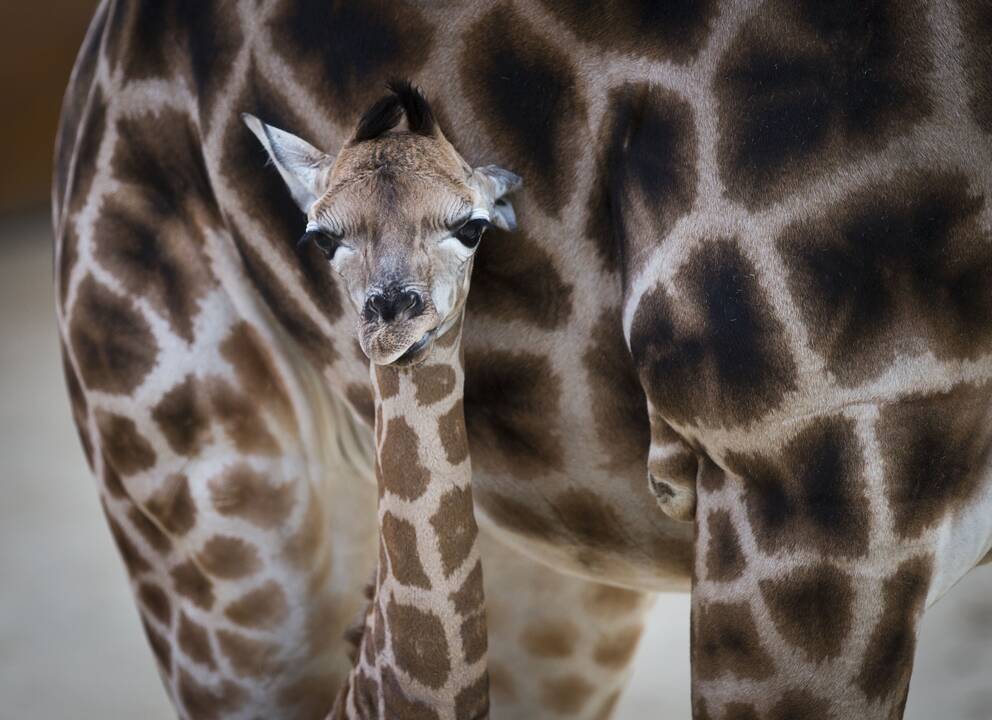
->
[244,81,521,366]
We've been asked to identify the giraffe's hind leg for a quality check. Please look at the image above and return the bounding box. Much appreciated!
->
[478,530,656,719]
[56,137,379,718]
[60,304,379,719]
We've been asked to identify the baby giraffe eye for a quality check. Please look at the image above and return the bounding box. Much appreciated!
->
[453,218,490,249]
[297,229,341,260]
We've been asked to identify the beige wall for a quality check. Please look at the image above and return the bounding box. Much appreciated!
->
[0,2,96,214]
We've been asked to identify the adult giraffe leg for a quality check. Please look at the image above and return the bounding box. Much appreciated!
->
[62,311,380,718]
[689,409,947,720]
[477,529,655,720]
[57,160,379,717]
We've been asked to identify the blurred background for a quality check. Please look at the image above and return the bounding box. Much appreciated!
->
[1,3,990,718]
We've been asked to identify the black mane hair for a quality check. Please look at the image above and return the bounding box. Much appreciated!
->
[352,79,436,143]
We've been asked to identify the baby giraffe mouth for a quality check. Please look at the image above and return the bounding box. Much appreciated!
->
[394,327,437,366]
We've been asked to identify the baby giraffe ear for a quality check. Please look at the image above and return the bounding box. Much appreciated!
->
[474,165,523,231]
[242,113,333,213]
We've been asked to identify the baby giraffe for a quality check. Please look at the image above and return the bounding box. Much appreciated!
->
[245,82,521,720]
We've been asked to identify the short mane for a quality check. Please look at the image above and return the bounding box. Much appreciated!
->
[352,79,436,143]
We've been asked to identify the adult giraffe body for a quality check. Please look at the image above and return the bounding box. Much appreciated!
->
[54,1,992,719]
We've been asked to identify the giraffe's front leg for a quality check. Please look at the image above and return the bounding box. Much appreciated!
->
[690,413,937,720]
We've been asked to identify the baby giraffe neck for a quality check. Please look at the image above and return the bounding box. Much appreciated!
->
[334,316,489,719]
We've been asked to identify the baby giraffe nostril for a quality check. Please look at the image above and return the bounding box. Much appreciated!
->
[364,288,425,323]
[402,290,424,318]
[364,293,387,322]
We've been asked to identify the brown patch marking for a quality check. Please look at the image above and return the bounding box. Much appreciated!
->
[151,374,212,456]
[137,582,172,627]
[541,674,594,714]
[282,490,325,569]
[378,416,430,500]
[693,601,775,681]
[141,617,172,675]
[438,399,469,466]
[145,473,196,536]
[95,411,156,476]
[630,238,798,427]
[878,383,992,538]
[224,581,289,629]
[171,559,215,610]
[593,625,643,668]
[455,675,489,720]
[430,485,477,577]
[858,555,933,702]
[760,563,854,662]
[216,629,283,678]
[582,309,651,473]
[128,506,172,554]
[197,536,262,579]
[464,350,564,480]
[468,228,574,329]
[69,276,158,395]
[381,512,431,589]
[177,612,217,670]
[381,665,441,720]
[208,463,295,529]
[177,669,246,719]
[584,584,643,616]
[412,364,456,406]
[521,619,579,658]
[105,511,151,576]
[208,378,280,455]
[727,415,869,558]
[220,321,294,422]
[705,510,745,582]
[387,597,451,689]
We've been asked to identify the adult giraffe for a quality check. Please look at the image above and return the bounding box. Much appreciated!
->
[53,1,992,718]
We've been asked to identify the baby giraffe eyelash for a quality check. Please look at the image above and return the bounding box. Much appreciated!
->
[453,217,491,249]
[298,220,342,259]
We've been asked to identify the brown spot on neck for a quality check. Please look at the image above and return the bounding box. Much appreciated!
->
[412,363,457,406]
[438,399,469,466]
[377,416,430,500]
[380,512,431,589]
[385,597,451,690]
[430,485,477,577]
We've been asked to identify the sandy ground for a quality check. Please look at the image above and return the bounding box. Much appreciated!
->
[2,213,990,719]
